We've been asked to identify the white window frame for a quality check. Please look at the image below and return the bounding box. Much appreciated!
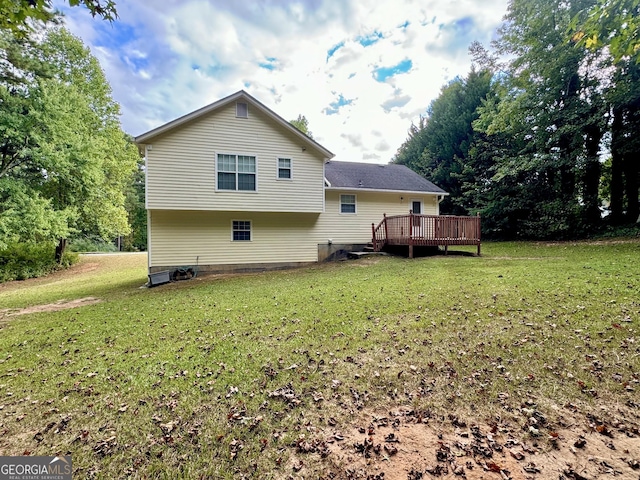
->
[215,153,258,192]
[340,194,357,214]
[231,220,252,242]
[276,157,293,180]
[236,102,248,118]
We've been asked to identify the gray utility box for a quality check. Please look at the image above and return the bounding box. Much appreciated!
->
[148,270,171,287]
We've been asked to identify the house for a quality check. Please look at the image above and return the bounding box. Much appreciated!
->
[135,90,448,275]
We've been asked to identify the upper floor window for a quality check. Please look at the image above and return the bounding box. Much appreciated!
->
[340,194,356,214]
[277,158,292,179]
[217,154,256,191]
[236,102,248,118]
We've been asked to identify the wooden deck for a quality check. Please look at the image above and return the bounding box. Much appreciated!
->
[372,213,481,257]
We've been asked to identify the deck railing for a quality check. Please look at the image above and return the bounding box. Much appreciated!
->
[372,213,481,257]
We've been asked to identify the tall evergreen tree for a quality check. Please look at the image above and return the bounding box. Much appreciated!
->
[393,69,492,215]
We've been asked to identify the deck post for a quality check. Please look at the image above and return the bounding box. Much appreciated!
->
[476,213,481,256]
[408,210,414,258]
[371,223,376,251]
[383,213,388,248]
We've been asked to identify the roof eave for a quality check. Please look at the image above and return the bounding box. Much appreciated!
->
[325,186,449,195]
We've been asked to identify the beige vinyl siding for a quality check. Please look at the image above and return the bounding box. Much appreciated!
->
[149,210,320,268]
[146,103,324,212]
[312,190,439,244]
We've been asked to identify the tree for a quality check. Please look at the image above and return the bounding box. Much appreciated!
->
[572,0,640,63]
[289,114,313,138]
[571,0,640,223]
[0,0,117,36]
[123,152,147,251]
[472,0,607,238]
[0,27,138,260]
[393,69,492,215]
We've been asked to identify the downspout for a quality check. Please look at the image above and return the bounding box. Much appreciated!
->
[437,194,445,215]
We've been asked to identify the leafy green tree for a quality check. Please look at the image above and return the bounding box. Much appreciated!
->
[123,153,147,251]
[472,0,607,238]
[608,60,640,223]
[0,27,138,260]
[572,0,640,63]
[0,0,117,36]
[289,114,313,138]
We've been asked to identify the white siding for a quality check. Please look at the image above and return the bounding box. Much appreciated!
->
[149,210,320,268]
[146,103,325,213]
[311,190,439,244]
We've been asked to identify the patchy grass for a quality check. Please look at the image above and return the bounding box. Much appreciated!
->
[0,242,638,479]
[0,253,147,309]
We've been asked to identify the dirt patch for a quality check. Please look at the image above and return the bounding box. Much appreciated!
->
[290,406,640,479]
[0,297,101,320]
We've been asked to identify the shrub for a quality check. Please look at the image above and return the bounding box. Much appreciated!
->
[68,236,118,253]
[0,242,78,282]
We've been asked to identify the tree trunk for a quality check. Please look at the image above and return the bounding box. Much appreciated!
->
[55,238,67,264]
[623,150,639,222]
[609,108,625,224]
[583,124,603,226]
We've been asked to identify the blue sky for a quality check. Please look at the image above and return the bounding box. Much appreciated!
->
[57,0,508,163]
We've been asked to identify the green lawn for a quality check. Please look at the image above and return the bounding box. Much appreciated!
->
[0,242,638,478]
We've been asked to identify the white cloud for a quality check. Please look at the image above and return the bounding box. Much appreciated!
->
[56,0,508,163]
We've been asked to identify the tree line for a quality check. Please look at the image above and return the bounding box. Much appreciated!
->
[394,0,640,239]
[1,2,147,280]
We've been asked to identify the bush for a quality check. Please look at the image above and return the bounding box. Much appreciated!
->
[0,242,78,282]
[68,236,118,253]
[591,223,640,239]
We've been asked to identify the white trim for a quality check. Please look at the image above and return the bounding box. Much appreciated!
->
[214,152,259,192]
[231,219,252,242]
[144,146,149,209]
[339,193,357,214]
[146,210,152,271]
[276,157,293,181]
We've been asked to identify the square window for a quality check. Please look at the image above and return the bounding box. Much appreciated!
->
[236,102,248,118]
[340,194,356,214]
[232,220,251,241]
[238,173,256,191]
[278,158,292,179]
[217,154,256,191]
[218,172,236,190]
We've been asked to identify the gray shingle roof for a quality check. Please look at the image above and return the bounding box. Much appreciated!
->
[324,161,447,194]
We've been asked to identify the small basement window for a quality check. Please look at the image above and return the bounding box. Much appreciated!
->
[236,102,248,118]
[232,220,251,241]
[340,194,356,214]
[277,158,292,179]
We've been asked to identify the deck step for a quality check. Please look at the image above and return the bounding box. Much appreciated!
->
[348,251,387,259]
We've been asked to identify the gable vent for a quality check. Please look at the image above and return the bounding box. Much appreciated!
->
[236,102,248,118]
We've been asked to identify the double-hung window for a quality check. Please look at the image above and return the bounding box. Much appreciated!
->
[277,158,292,179]
[340,194,356,214]
[232,220,251,241]
[217,154,256,191]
